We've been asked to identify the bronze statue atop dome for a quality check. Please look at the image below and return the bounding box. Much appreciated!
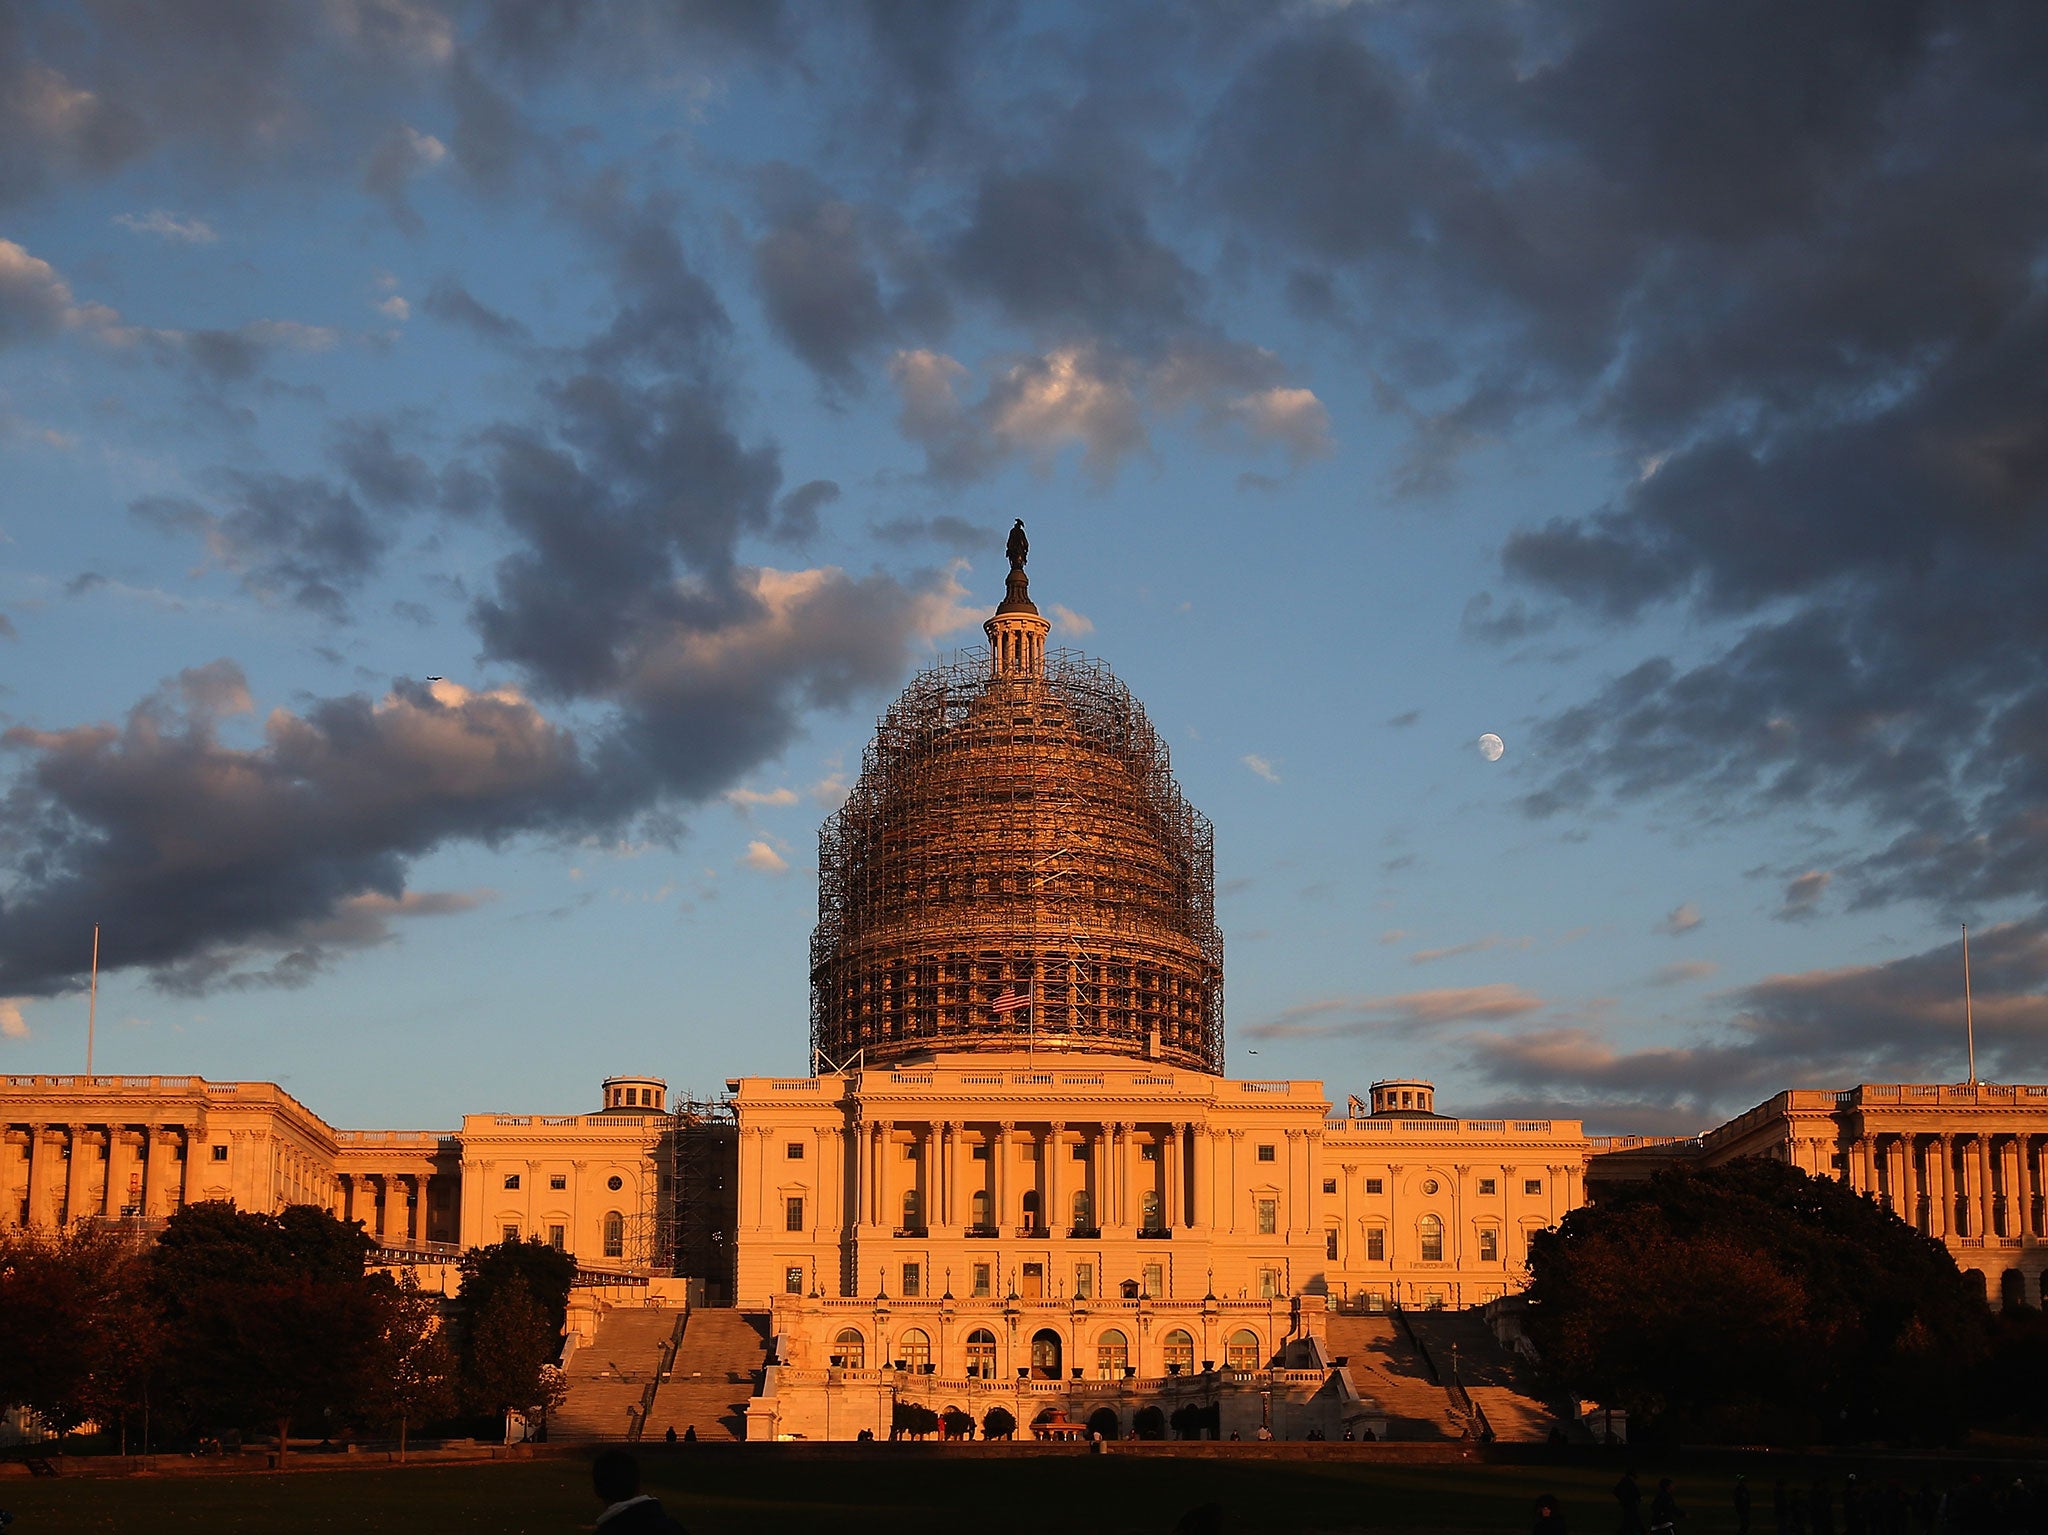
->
[1007,519,1027,569]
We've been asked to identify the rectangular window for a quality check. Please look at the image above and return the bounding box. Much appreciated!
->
[503,1173,521,1190]
[1365,1177,1384,1195]
[1073,1263,1092,1300]
[548,1224,565,1250]
[1478,1178,1497,1196]
[1257,1198,1278,1235]
[210,1144,229,1162]
[785,1195,805,1232]
[786,1142,804,1160]
[1321,1178,1337,1194]
[1141,1144,1158,1161]
[1324,1229,1339,1261]
[1259,1266,1281,1300]
[1366,1228,1386,1261]
[972,1262,991,1298]
[901,1263,920,1298]
[549,1174,567,1190]
[785,1266,805,1295]
[1524,1178,1544,1195]
[501,1223,519,1242]
[1479,1229,1499,1262]
[1143,1262,1163,1297]
[1071,1145,1088,1159]
[1256,1144,1276,1163]
[972,1145,989,1160]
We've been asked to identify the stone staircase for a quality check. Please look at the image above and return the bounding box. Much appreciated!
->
[642,1309,771,1443]
[1404,1310,1560,1444]
[1322,1314,1463,1440]
[553,1307,685,1441]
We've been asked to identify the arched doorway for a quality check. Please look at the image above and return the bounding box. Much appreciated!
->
[965,1328,997,1379]
[1095,1328,1130,1379]
[1087,1406,1121,1440]
[1225,1328,1261,1372]
[1162,1328,1195,1375]
[1022,1189,1042,1232]
[2001,1269,2028,1310]
[830,1328,865,1369]
[1030,1328,1063,1379]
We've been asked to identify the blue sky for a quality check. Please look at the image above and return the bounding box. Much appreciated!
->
[3,1,2045,1133]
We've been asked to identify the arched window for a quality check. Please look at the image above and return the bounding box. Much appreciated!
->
[1226,1329,1261,1372]
[1162,1329,1195,1375]
[1140,1189,1161,1231]
[898,1328,931,1373]
[1419,1212,1444,1262]
[1072,1189,1092,1230]
[971,1189,992,1229]
[965,1328,997,1379]
[602,1211,624,1258]
[1029,1329,1062,1379]
[830,1328,865,1369]
[1022,1189,1041,1232]
[1096,1329,1129,1379]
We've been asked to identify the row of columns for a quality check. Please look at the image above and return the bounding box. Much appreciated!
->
[1815,1131,2044,1240]
[336,1171,436,1246]
[2,1123,201,1227]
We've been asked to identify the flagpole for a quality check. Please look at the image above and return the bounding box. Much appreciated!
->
[1963,924,1976,1086]
[87,923,99,1080]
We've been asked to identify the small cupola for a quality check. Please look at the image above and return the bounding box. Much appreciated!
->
[600,1075,669,1113]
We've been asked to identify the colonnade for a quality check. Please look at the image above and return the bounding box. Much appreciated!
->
[1,1122,201,1227]
[1811,1130,2044,1240]
[335,1171,438,1246]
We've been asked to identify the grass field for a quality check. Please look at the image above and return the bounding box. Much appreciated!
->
[0,1447,1953,1535]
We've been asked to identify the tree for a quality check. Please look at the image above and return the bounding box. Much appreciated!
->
[150,1202,381,1460]
[456,1238,575,1344]
[981,1405,1016,1440]
[363,1273,457,1461]
[462,1273,555,1419]
[1133,1404,1167,1440]
[0,1223,161,1441]
[1525,1158,1987,1444]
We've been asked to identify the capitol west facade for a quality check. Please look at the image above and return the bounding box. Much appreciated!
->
[3,533,2045,1439]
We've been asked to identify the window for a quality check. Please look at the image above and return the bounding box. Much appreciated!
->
[503,1173,521,1190]
[210,1144,229,1162]
[1096,1329,1130,1379]
[1422,1178,1440,1195]
[972,1262,991,1298]
[1143,1262,1163,1297]
[1141,1143,1158,1161]
[1140,1190,1162,1231]
[1073,1263,1093,1300]
[785,1266,805,1295]
[1257,1198,1278,1235]
[1366,1227,1386,1261]
[1226,1329,1261,1372]
[549,1174,567,1191]
[1524,1178,1543,1195]
[965,1328,997,1379]
[902,1189,921,1229]
[1321,1178,1336,1194]
[898,1327,930,1372]
[1478,1178,1497,1195]
[1258,1266,1281,1300]
[1256,1144,1276,1163]
[1419,1213,1444,1262]
[602,1211,624,1259]
[901,1262,921,1298]
[547,1224,566,1250]
[1072,1190,1093,1229]
[502,1223,519,1242]
[971,1190,992,1228]
[1365,1178,1384,1195]
[786,1142,804,1160]
[1325,1228,1339,1261]
[972,1144,990,1160]
[830,1329,864,1369]
[607,1175,624,1192]
[785,1195,805,1232]
[1162,1329,1195,1375]
[1479,1228,1499,1262]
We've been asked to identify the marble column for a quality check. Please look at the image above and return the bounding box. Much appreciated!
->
[995,1122,1012,1232]
[1046,1123,1064,1234]
[1934,1135,1954,1236]
[1161,1124,1178,1232]
[1189,1124,1210,1231]
[1902,1135,1921,1231]
[942,1121,961,1230]
[2022,1134,2041,1238]
[64,1124,92,1227]
[24,1124,49,1228]
[1977,1134,1996,1239]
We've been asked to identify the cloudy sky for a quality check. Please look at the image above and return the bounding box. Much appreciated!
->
[3,0,2045,1134]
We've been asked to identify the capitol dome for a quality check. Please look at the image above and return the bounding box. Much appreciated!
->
[810,529,1223,1074]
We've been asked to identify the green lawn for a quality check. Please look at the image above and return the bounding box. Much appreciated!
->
[0,1450,1808,1535]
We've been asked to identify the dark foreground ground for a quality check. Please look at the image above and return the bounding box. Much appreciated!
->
[3,1443,2044,1535]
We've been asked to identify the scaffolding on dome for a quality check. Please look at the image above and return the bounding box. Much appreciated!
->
[668,1093,737,1304]
[811,646,1223,1075]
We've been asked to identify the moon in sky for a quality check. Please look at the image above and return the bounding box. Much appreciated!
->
[1478,733,1505,762]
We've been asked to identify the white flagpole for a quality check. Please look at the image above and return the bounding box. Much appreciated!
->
[1963,924,1976,1086]
[87,924,99,1080]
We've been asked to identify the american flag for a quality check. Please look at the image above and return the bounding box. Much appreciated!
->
[990,986,1033,1013]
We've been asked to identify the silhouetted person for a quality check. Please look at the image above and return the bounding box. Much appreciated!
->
[1735,1474,1752,1535]
[591,1449,685,1533]
[1616,1470,1646,1535]
[663,1426,676,1445]
[1650,1478,1683,1535]
[1534,1492,1571,1535]
[681,1425,695,1444]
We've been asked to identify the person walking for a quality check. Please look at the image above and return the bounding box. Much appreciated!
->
[1616,1470,1646,1535]
[1650,1479,1683,1535]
